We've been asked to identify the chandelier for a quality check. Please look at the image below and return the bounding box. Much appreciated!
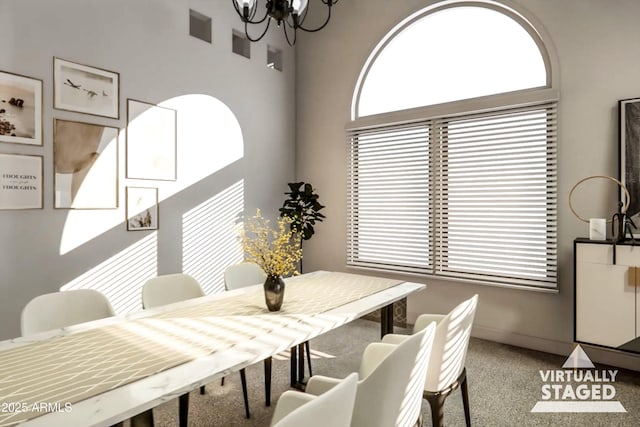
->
[232,0,338,46]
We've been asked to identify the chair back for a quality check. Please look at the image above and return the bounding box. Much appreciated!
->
[418,294,478,392]
[271,372,358,427]
[21,289,115,336]
[354,321,436,427]
[141,273,204,308]
[224,262,266,290]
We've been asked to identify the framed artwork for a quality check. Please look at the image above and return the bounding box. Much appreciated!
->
[0,153,43,209]
[126,186,158,231]
[53,57,119,119]
[0,71,43,146]
[126,99,177,181]
[620,97,640,237]
[54,119,118,209]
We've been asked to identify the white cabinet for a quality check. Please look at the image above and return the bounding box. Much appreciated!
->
[575,240,639,352]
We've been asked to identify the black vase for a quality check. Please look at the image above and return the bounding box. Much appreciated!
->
[264,274,285,312]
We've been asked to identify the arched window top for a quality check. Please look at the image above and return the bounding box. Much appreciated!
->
[354,2,552,119]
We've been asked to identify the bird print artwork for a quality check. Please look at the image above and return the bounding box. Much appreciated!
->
[64,79,81,89]
[63,79,107,99]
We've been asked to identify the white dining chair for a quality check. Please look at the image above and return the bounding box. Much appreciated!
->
[141,273,251,424]
[305,321,436,427]
[224,261,266,291]
[270,372,358,427]
[20,289,136,427]
[382,294,479,427]
[21,288,115,336]
[141,272,205,308]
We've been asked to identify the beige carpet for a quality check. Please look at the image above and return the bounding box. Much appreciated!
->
[148,319,640,427]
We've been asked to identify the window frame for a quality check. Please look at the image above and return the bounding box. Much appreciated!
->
[347,0,560,292]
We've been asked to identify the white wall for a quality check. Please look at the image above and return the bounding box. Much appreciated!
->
[295,0,640,367]
[0,0,296,339]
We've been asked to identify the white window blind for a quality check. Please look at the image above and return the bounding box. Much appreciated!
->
[347,123,431,274]
[347,102,558,289]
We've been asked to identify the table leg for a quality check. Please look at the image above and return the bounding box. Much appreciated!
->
[305,340,313,377]
[290,347,298,387]
[297,342,305,385]
[178,393,189,427]
[381,302,394,338]
[264,357,272,407]
[289,344,307,390]
[240,368,250,418]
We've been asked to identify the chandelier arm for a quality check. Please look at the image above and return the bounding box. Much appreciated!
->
[283,21,297,47]
[232,0,270,25]
[283,14,297,29]
[283,10,295,29]
[247,9,270,24]
[244,8,270,24]
[244,18,272,42]
[232,0,241,15]
[297,4,332,33]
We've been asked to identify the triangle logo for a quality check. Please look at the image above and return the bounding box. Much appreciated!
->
[562,345,595,369]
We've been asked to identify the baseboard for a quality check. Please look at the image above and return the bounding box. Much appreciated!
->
[471,325,640,372]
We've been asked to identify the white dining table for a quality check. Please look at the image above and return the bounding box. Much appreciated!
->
[0,271,425,427]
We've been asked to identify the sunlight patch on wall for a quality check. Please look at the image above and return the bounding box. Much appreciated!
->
[60,232,158,314]
[60,94,243,255]
[182,180,244,294]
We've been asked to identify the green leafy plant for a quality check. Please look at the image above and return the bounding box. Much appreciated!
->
[279,182,326,242]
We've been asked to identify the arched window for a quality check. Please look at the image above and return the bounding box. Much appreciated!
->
[347,1,558,290]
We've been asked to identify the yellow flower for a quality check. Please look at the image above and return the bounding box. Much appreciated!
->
[238,209,303,277]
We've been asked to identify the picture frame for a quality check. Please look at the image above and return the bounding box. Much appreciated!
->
[53,57,119,119]
[54,119,119,209]
[620,97,640,237]
[126,99,177,181]
[0,70,43,146]
[0,153,43,209]
[126,186,159,231]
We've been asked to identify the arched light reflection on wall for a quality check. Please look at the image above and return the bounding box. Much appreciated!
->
[182,180,245,294]
[60,94,243,255]
[60,232,158,314]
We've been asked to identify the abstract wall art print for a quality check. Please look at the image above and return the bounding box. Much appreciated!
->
[126,186,158,231]
[54,119,118,209]
[126,99,177,181]
[0,71,43,146]
[620,97,640,237]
